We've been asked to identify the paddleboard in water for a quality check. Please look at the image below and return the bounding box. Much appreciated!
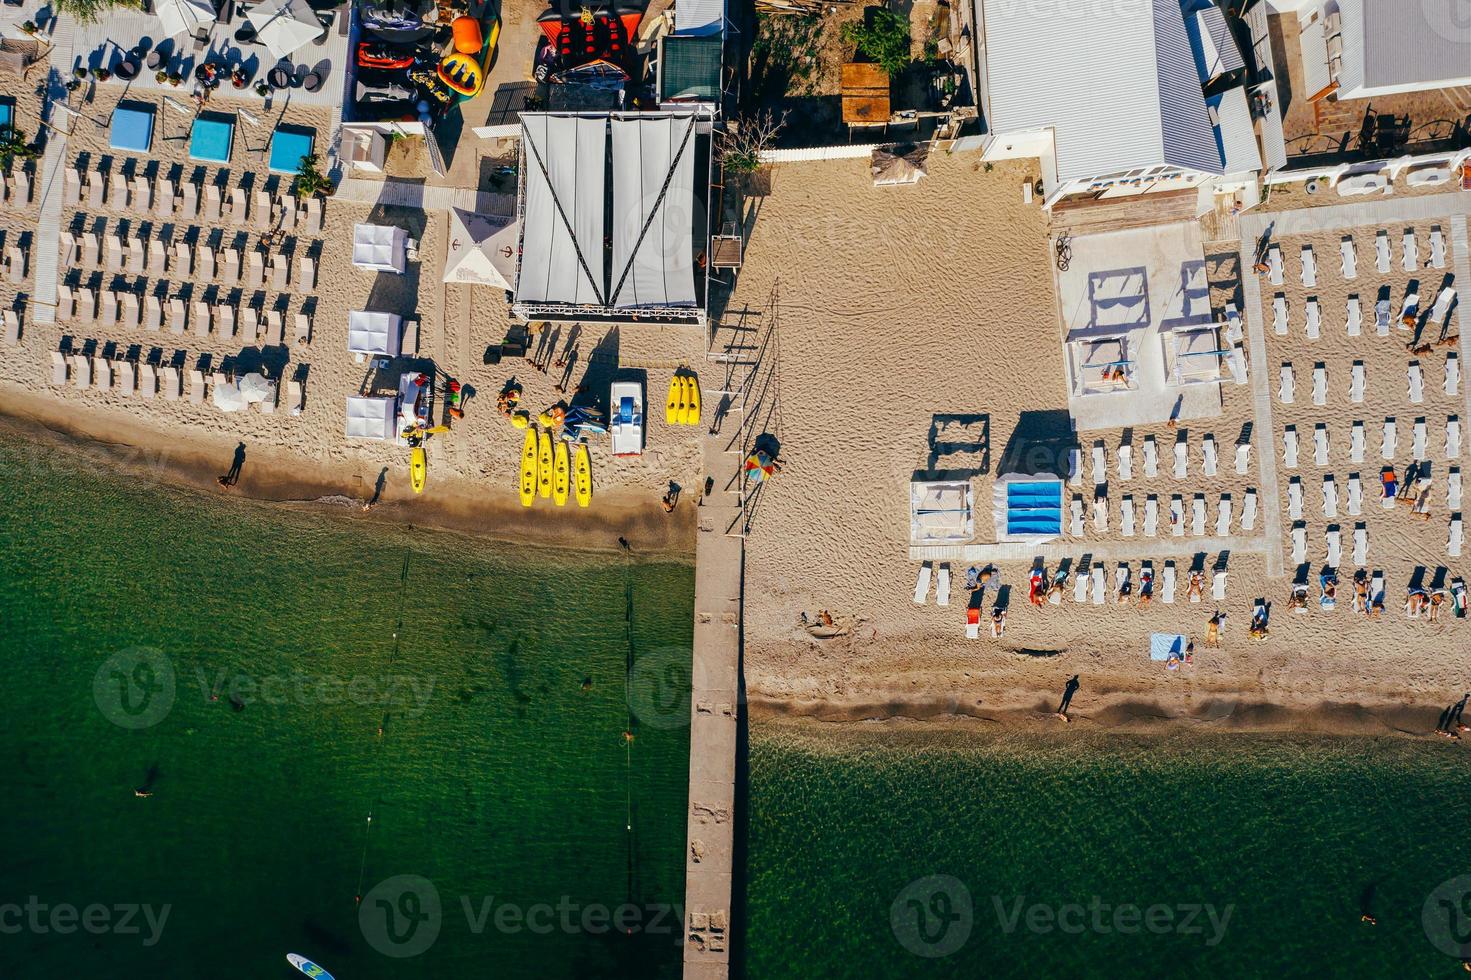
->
[410,445,427,494]
[553,438,570,507]
[519,426,537,507]
[574,443,592,507]
[287,954,336,980]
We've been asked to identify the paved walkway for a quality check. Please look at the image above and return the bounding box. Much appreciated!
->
[334,176,513,215]
[1240,191,1471,238]
[29,41,72,325]
[1236,237,1286,578]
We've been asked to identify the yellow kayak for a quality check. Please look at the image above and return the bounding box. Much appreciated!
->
[537,428,553,499]
[683,373,701,427]
[552,438,570,507]
[519,427,537,507]
[410,446,427,494]
[574,443,592,507]
[665,375,679,425]
[673,374,689,426]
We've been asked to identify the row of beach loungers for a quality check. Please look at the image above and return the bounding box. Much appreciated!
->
[1285,568,1468,619]
[1281,418,1461,465]
[1287,515,1463,564]
[54,286,312,346]
[62,232,317,292]
[50,345,304,414]
[1071,490,1257,537]
[1271,286,1457,337]
[1265,227,1448,286]
[1072,434,1252,484]
[65,166,325,235]
[1283,465,1462,518]
[1277,356,1457,405]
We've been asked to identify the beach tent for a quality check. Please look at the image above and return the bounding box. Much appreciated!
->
[608,115,697,309]
[347,310,402,357]
[871,144,927,186]
[443,208,518,290]
[351,223,408,274]
[345,396,397,440]
[990,474,1062,543]
[910,480,974,544]
[246,0,326,61]
[155,0,216,37]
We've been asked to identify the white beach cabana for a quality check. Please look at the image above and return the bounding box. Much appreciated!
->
[246,0,326,61]
[910,480,974,544]
[345,396,397,440]
[347,310,402,358]
[351,223,409,274]
[155,0,216,37]
[443,208,518,290]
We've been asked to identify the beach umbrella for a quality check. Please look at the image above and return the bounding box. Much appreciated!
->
[237,372,276,404]
[155,0,216,38]
[247,0,326,61]
[212,380,247,413]
[744,450,777,484]
[443,208,518,290]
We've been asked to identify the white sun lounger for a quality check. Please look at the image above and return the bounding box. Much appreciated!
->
[1291,524,1307,564]
[1401,291,1420,329]
[197,244,215,281]
[1114,564,1131,603]
[1350,362,1365,404]
[1313,364,1327,405]
[1288,478,1304,520]
[105,174,127,210]
[139,362,156,398]
[1376,230,1391,273]
[121,292,140,330]
[98,290,118,327]
[63,166,81,205]
[1402,229,1417,271]
[125,237,144,274]
[1409,362,1425,403]
[1346,297,1361,336]
[1162,563,1176,603]
[180,182,199,220]
[1369,572,1384,607]
[132,176,152,213]
[156,179,175,218]
[1375,299,1391,336]
[1170,495,1184,536]
[1350,421,1366,461]
[204,184,222,222]
[935,564,950,606]
[70,353,90,388]
[215,304,235,340]
[1450,518,1464,558]
[1241,489,1257,530]
[168,297,186,334]
[172,240,191,277]
[287,378,303,416]
[248,251,265,289]
[1283,426,1299,468]
[228,185,246,223]
[296,255,315,291]
[1353,526,1368,567]
[1347,475,1363,514]
[264,311,284,347]
[1273,294,1288,335]
[1092,495,1109,533]
[104,234,123,272]
[1314,424,1330,466]
[1305,299,1321,339]
[1228,346,1248,385]
[1431,287,1457,324]
[148,239,167,277]
[1279,363,1295,403]
[189,368,205,404]
[1383,419,1397,459]
[1323,475,1338,517]
[1268,244,1283,285]
[56,284,75,321]
[253,189,272,230]
[1225,303,1243,343]
[221,248,240,284]
[1212,570,1227,602]
[966,615,979,640]
[1203,436,1218,476]
[144,295,161,332]
[1450,469,1463,511]
[1091,443,1106,484]
[1447,354,1460,396]
[1327,528,1342,568]
[304,196,324,235]
[912,562,931,604]
[1340,237,1357,279]
[1301,245,1317,286]
[1143,437,1158,477]
[1192,495,1206,536]
[77,288,96,322]
[1429,227,1446,269]
[1075,566,1090,603]
[192,300,210,337]
[1449,417,1462,459]
[163,365,181,401]
[92,355,112,390]
[1235,442,1251,474]
[1117,445,1132,481]
[1216,497,1232,536]
[1144,496,1158,536]
[1174,439,1188,478]
[81,233,100,268]
[1070,496,1084,536]
[87,170,105,209]
[1121,496,1135,537]
[1090,564,1106,605]
[241,307,259,344]
[51,351,67,385]
[1067,448,1082,485]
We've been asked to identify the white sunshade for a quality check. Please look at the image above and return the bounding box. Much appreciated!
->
[609,116,697,309]
[247,0,326,61]
[910,480,974,544]
[155,0,216,37]
[347,310,402,357]
[517,114,608,306]
[352,223,408,274]
[444,209,519,290]
[345,396,397,440]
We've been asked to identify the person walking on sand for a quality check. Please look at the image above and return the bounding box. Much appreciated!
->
[1056,675,1079,721]
[218,442,246,488]
[1451,693,1469,733]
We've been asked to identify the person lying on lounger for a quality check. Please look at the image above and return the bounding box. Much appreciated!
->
[1406,587,1429,618]
[1205,612,1222,647]
[1429,589,1446,623]
[1047,569,1068,602]
[1187,572,1204,602]
[964,566,981,592]
[1250,603,1270,640]
[1138,569,1154,608]
[1381,468,1398,500]
[990,608,1006,638]
[1320,571,1338,610]
[1287,585,1309,611]
[1028,569,1045,606]
[1453,578,1468,618]
[1353,569,1369,613]
[1369,588,1386,619]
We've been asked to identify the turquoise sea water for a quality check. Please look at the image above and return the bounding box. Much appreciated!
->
[747,725,1471,979]
[0,435,691,978]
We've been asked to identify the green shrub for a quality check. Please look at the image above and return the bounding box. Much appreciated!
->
[841,8,912,77]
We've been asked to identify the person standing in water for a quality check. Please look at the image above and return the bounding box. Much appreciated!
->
[1056,675,1080,722]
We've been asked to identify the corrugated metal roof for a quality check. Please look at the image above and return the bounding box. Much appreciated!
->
[978,0,1222,182]
[1345,0,1471,93]
[675,0,724,36]
[1188,5,1244,82]
[1207,87,1262,175]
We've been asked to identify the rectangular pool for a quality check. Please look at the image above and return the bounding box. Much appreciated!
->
[189,116,235,164]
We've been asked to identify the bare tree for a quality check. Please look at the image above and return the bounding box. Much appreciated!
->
[718,111,787,177]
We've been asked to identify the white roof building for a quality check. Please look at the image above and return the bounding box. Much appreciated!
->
[1324,0,1471,99]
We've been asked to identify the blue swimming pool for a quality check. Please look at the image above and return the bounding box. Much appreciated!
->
[189,116,234,163]
[0,101,13,138]
[109,106,154,154]
[268,128,315,174]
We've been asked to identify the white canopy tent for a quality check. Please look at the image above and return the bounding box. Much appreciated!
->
[443,209,518,290]
[518,114,607,306]
[247,0,326,61]
[910,480,974,544]
[347,310,402,357]
[352,223,409,274]
[609,116,697,309]
[345,396,397,440]
[155,0,216,38]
